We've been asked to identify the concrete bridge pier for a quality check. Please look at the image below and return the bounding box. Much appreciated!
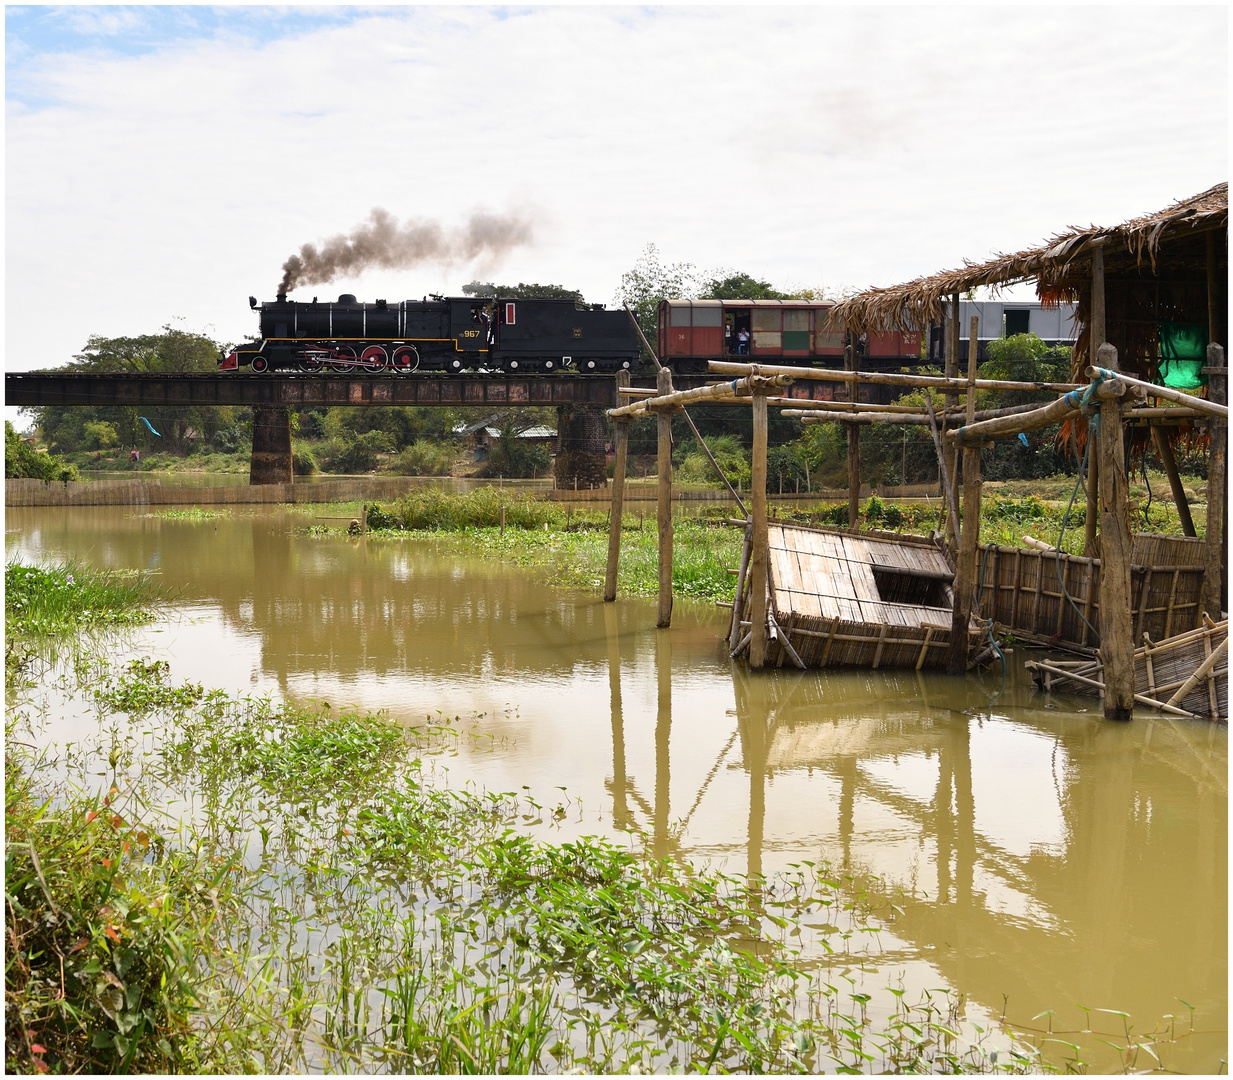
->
[250,405,293,485]
[554,404,608,489]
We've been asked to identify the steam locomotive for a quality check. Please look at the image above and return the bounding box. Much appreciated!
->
[220,293,642,374]
[219,292,933,377]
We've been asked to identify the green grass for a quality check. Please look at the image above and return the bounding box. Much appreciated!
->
[5,562,158,642]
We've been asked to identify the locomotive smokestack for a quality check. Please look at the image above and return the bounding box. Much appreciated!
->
[276,207,534,296]
[276,291,287,303]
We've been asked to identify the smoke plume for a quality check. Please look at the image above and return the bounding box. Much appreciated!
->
[277,208,534,296]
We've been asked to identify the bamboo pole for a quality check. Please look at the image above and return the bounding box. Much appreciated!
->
[784,399,1065,426]
[656,366,674,628]
[1095,342,1134,720]
[945,294,960,536]
[607,373,794,419]
[949,316,983,674]
[749,392,769,667]
[708,359,1080,394]
[844,343,860,528]
[1083,365,1230,420]
[947,389,1086,444]
[1151,426,1197,537]
[1202,343,1227,619]
[604,406,630,603]
[1085,242,1106,558]
[926,395,961,551]
[1165,637,1227,710]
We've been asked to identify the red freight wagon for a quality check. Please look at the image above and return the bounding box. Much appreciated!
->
[657,299,920,374]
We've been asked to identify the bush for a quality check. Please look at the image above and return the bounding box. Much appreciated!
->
[476,428,552,479]
[318,429,394,473]
[384,488,561,530]
[389,439,456,477]
[674,435,751,488]
[6,422,79,482]
[291,443,318,476]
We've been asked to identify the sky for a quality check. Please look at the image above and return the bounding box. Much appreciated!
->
[5,3,1229,408]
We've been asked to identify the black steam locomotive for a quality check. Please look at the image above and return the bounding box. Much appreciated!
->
[220,293,641,375]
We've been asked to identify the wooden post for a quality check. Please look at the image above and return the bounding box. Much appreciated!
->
[1208,230,1221,348]
[1096,342,1134,720]
[604,419,629,601]
[656,366,674,629]
[844,342,861,528]
[944,293,961,525]
[1202,343,1226,618]
[1151,426,1196,537]
[948,316,983,674]
[1085,241,1106,558]
[749,391,769,667]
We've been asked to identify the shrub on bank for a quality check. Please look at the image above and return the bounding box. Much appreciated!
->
[388,439,457,476]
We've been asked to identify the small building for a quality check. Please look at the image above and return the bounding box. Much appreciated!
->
[453,413,557,462]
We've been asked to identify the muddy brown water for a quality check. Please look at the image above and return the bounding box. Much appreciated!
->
[6,504,1227,1071]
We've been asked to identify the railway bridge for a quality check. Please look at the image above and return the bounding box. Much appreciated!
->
[5,369,841,484]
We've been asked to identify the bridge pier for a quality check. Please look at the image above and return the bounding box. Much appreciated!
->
[553,404,608,489]
[249,405,293,485]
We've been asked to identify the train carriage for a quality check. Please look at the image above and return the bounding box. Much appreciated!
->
[657,298,922,374]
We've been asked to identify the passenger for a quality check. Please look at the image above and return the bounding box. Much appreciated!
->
[737,327,751,354]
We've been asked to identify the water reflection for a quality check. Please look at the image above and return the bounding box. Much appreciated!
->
[6,505,1226,1060]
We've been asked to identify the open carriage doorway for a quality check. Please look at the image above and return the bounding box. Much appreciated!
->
[729,309,752,354]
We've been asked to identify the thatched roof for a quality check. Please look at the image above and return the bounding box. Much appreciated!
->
[830,183,1228,333]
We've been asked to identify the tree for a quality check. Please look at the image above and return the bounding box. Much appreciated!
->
[462,281,586,303]
[613,243,700,338]
[27,326,242,456]
[700,273,788,301]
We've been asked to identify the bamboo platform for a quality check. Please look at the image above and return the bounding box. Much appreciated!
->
[975,533,1206,653]
[1027,618,1228,721]
[729,524,980,671]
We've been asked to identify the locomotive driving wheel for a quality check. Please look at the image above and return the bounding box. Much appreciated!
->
[251,355,269,373]
[392,346,419,373]
[361,345,387,372]
[329,346,357,372]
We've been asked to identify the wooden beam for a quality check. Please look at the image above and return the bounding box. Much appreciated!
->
[607,372,794,419]
[656,366,674,628]
[949,316,983,674]
[749,392,769,667]
[946,389,1085,444]
[1151,425,1196,537]
[1202,343,1227,619]
[1095,342,1134,720]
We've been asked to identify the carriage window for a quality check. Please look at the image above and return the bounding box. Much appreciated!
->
[783,310,810,331]
[669,305,692,327]
[751,309,781,331]
[692,306,722,327]
[1005,309,1030,337]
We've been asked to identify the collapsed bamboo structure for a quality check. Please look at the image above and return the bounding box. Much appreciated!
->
[602,185,1225,719]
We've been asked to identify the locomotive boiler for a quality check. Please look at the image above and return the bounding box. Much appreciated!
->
[220,293,642,374]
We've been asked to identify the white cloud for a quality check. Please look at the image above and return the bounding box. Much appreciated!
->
[5,5,1227,374]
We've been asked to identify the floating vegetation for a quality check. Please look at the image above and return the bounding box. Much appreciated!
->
[139,508,228,522]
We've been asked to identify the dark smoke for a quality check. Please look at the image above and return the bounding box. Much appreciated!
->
[277,208,534,296]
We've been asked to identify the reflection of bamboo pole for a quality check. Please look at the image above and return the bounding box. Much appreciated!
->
[656,366,674,629]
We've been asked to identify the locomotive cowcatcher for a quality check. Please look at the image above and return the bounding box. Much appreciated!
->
[221,293,642,374]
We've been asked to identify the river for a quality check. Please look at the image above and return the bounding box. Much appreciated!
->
[6,503,1227,1071]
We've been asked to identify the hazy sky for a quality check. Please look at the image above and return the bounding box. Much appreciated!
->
[5,4,1228,384]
